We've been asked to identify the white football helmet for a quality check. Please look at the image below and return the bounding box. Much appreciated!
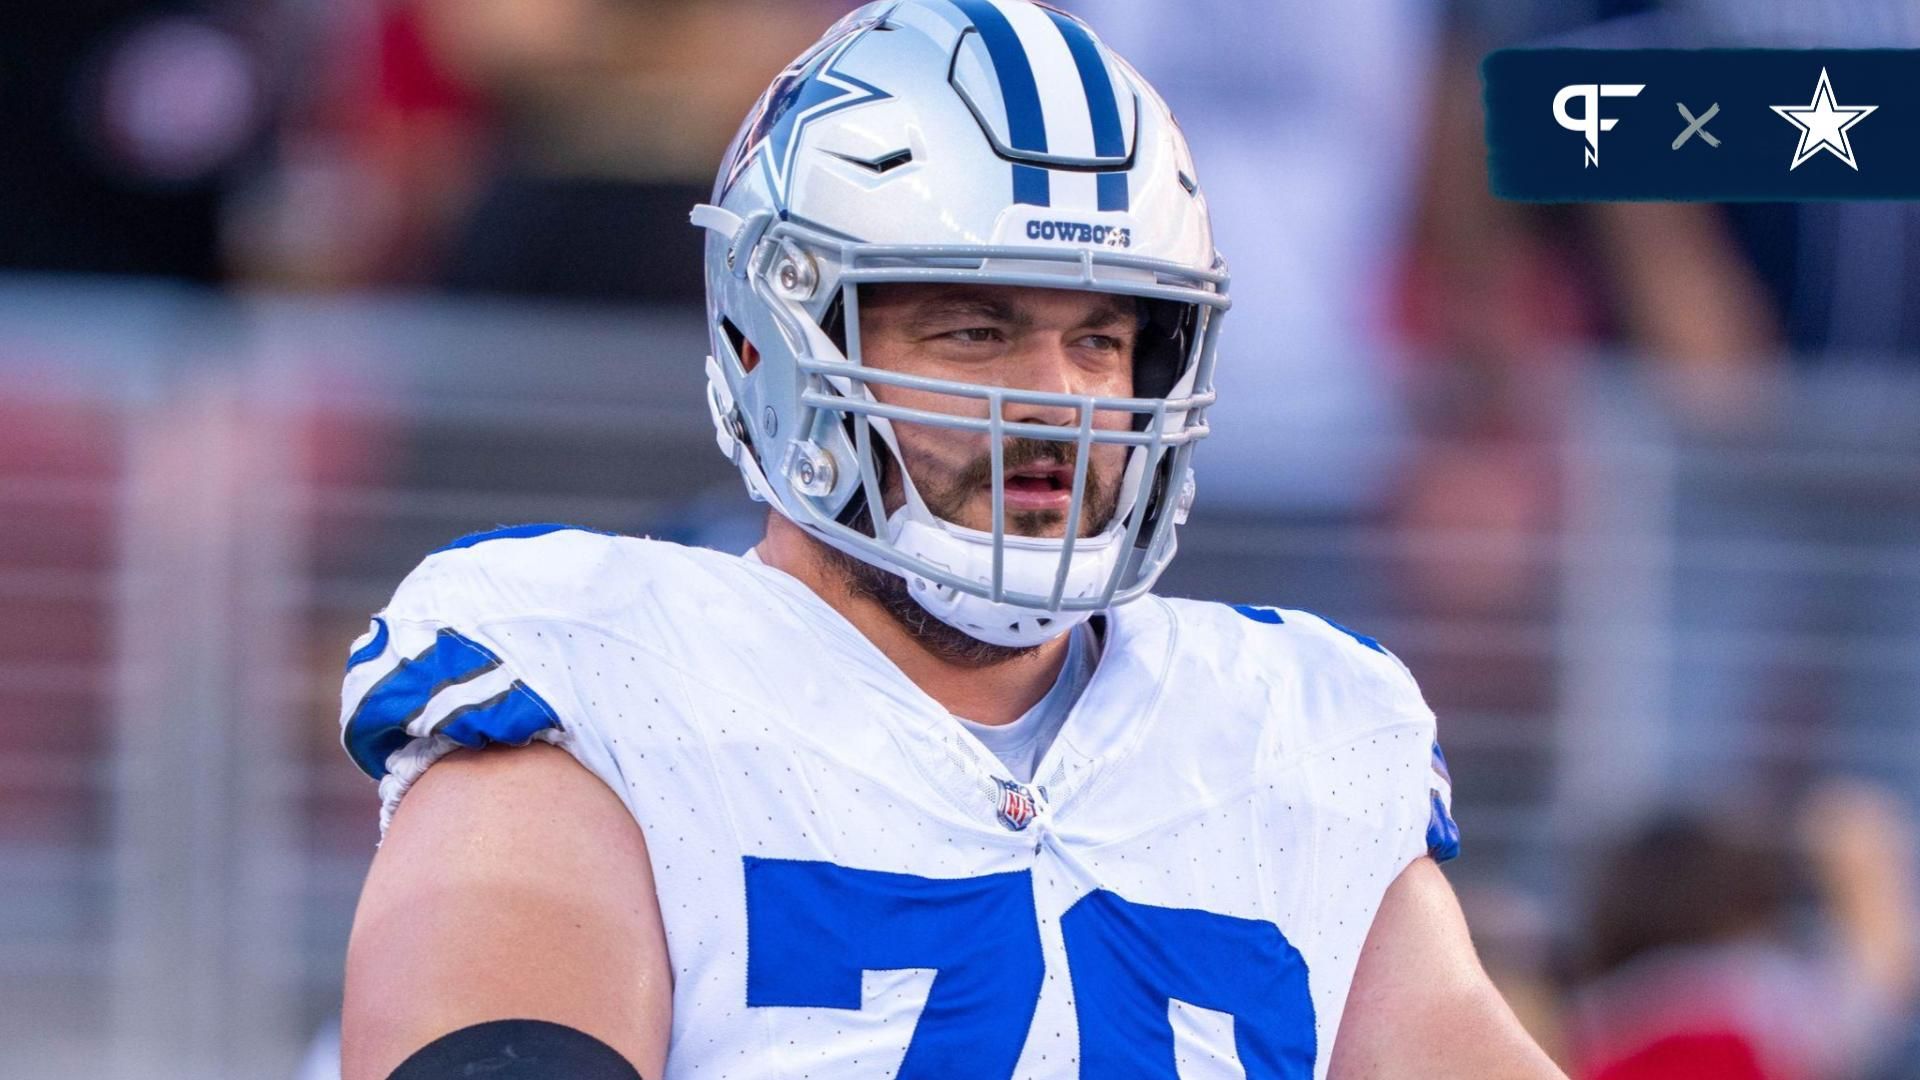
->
[694,0,1228,647]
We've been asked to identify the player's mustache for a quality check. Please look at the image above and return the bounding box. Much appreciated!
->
[935,437,1115,536]
[952,438,1081,492]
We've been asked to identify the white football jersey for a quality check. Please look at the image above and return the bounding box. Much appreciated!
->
[341,525,1459,1080]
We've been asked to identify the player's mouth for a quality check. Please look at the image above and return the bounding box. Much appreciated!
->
[997,463,1076,512]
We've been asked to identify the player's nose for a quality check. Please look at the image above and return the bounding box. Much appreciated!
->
[997,344,1085,430]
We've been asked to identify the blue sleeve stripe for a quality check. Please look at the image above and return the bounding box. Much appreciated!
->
[345,617,390,673]
[1044,9,1131,213]
[433,681,561,752]
[344,629,502,779]
[432,522,612,555]
[1426,791,1462,862]
[1431,741,1453,785]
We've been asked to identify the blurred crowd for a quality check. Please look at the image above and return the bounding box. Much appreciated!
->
[5,1,1920,1077]
[2,0,838,297]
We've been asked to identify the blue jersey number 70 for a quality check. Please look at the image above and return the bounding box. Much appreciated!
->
[744,857,1316,1078]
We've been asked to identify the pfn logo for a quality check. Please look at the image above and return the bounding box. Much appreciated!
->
[1553,83,1645,167]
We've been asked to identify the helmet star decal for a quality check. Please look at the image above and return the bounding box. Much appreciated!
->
[722,20,892,207]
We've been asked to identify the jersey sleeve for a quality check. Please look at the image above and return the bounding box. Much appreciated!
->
[337,532,630,834]
[1345,622,1460,870]
[1286,611,1462,871]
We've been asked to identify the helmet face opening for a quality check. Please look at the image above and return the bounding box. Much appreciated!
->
[697,0,1228,646]
[750,221,1223,611]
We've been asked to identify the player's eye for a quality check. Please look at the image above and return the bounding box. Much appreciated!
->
[1077,334,1126,352]
[942,327,1003,344]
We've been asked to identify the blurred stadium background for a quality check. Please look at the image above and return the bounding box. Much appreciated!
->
[3,0,1918,1077]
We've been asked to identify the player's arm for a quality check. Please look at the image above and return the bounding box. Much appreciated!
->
[1327,856,1566,1080]
[341,743,672,1080]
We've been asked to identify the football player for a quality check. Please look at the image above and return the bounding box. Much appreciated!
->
[340,2,1564,1078]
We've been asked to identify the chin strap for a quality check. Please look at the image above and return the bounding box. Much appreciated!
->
[886,506,1117,648]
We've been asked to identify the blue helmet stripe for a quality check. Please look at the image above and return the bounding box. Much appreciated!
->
[1012,164,1051,206]
[1044,9,1131,212]
[949,0,1051,206]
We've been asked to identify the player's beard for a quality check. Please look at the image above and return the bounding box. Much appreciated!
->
[822,436,1120,668]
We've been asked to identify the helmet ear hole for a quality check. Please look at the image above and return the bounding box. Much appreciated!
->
[721,317,759,373]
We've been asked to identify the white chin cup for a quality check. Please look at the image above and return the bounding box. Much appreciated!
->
[886,507,1120,648]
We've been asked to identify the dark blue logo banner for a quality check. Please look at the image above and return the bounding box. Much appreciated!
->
[1485,49,1920,201]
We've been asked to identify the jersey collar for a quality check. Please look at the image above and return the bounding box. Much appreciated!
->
[734,549,1176,832]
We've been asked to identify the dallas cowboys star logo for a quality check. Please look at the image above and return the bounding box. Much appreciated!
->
[720,20,891,206]
[1770,67,1877,171]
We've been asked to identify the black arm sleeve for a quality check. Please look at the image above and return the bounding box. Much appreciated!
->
[387,1019,646,1080]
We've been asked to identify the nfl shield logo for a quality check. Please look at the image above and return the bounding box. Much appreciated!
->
[996,778,1038,832]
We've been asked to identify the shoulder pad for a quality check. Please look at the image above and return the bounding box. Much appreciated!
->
[385,524,641,628]
[1168,598,1433,741]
